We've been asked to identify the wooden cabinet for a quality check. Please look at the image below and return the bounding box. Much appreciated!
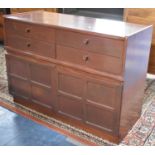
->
[124,8,155,74]
[3,11,152,143]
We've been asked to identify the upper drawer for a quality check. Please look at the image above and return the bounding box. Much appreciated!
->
[6,35,55,58]
[4,19,55,43]
[56,29,124,58]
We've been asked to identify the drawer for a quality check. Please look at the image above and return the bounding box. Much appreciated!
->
[56,45,122,75]
[56,29,123,58]
[6,36,55,58]
[4,19,55,43]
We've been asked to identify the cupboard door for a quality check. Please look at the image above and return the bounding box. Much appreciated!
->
[6,54,56,110]
[30,62,56,109]
[86,79,122,134]
[6,55,29,78]
[57,71,85,121]
[6,55,31,100]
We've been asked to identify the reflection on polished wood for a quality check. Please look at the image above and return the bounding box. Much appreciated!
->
[4,11,152,144]
[5,10,149,38]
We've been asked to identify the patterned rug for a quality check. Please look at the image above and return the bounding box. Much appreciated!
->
[1,46,155,145]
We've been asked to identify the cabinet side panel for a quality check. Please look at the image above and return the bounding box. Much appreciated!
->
[120,27,153,139]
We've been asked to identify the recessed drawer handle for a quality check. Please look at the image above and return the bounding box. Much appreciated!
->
[83,55,89,62]
[26,43,31,47]
[83,39,90,45]
[25,28,31,33]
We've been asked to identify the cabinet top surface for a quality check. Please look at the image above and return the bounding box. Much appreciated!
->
[4,11,152,38]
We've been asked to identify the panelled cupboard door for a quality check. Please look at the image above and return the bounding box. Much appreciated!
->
[57,67,122,134]
[30,63,56,110]
[85,78,122,135]
[57,69,85,121]
[6,54,56,110]
[6,55,31,100]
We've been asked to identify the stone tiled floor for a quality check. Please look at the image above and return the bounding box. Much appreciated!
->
[0,106,80,146]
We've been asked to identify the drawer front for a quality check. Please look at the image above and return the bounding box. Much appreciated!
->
[56,45,122,75]
[56,45,85,65]
[56,29,123,58]
[6,36,55,58]
[5,19,55,43]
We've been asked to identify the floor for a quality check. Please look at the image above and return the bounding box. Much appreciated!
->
[0,106,81,146]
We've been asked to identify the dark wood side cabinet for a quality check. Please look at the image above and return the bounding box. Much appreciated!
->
[3,11,152,144]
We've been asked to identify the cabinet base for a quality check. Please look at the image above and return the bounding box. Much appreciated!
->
[13,96,120,144]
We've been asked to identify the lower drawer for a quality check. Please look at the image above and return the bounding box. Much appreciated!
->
[56,45,122,75]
